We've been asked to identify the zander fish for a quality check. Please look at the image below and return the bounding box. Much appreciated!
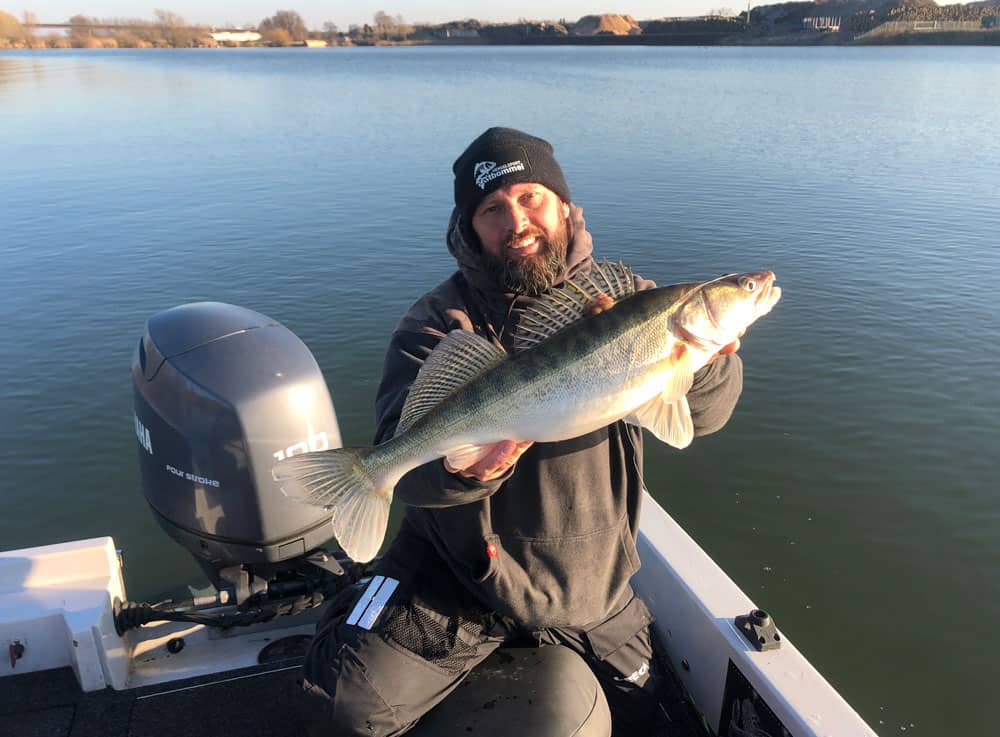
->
[273,262,781,562]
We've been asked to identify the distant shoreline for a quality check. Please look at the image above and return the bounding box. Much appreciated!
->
[447,31,1000,45]
[6,6,1000,50]
[8,33,1000,49]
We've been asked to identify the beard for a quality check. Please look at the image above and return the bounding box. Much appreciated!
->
[483,217,570,297]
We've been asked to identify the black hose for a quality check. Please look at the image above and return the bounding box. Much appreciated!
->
[112,556,378,635]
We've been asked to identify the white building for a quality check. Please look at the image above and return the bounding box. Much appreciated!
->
[210,31,262,44]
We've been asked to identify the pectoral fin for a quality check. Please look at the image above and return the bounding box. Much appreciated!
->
[626,394,694,449]
[624,342,696,449]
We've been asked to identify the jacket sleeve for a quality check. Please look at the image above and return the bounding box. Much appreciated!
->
[688,353,743,437]
[373,328,511,508]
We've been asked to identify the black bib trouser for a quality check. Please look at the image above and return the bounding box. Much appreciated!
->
[300,534,670,737]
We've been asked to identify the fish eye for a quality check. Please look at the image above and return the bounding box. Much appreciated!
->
[739,276,756,292]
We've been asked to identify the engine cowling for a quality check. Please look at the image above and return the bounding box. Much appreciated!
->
[131,301,341,585]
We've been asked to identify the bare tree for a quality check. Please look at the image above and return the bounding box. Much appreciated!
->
[259,10,308,42]
[263,27,293,46]
[0,11,25,46]
[373,10,394,39]
[154,9,185,26]
[67,14,97,41]
[20,10,36,42]
[372,11,411,40]
[154,9,198,47]
[394,14,413,38]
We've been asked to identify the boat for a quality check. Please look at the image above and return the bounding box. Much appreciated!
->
[0,301,878,737]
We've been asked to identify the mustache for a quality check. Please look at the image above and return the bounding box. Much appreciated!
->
[503,227,546,249]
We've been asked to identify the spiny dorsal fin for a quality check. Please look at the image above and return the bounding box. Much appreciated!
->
[395,330,506,436]
[513,261,636,353]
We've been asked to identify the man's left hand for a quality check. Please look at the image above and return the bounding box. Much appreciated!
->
[444,439,534,482]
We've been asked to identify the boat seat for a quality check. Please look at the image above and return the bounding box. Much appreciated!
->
[408,645,612,737]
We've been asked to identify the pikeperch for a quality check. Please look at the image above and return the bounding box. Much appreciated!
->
[273,262,781,562]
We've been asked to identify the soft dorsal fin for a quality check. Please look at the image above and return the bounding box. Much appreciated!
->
[395,330,506,436]
[513,261,636,352]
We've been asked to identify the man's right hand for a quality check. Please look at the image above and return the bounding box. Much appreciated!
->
[444,440,534,482]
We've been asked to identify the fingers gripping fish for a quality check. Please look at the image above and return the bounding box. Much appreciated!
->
[273,261,781,562]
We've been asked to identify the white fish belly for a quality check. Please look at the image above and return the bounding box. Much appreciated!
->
[480,347,669,444]
[412,324,676,458]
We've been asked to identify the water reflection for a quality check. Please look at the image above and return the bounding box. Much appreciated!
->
[0,57,48,86]
[0,54,101,90]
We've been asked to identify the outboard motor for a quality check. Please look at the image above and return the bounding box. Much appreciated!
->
[123,301,614,737]
[131,301,342,603]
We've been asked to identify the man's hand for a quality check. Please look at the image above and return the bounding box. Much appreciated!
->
[444,440,534,482]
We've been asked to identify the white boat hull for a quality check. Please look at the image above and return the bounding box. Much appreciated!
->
[0,492,878,736]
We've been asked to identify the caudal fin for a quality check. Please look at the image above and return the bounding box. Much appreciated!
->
[272,448,390,563]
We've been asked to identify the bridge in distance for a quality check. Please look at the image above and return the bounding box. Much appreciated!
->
[25,23,247,33]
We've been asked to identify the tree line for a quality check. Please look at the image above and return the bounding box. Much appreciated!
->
[3,5,997,49]
[0,9,435,49]
[2,9,609,49]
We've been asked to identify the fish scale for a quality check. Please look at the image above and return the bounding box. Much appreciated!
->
[273,264,780,562]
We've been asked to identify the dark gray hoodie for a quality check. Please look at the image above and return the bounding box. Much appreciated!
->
[373,207,742,628]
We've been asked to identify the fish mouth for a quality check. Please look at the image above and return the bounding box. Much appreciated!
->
[751,272,781,315]
[763,284,782,312]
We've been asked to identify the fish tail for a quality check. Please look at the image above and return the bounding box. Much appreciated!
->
[272,447,390,563]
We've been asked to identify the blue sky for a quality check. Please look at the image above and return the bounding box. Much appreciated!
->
[23,2,747,29]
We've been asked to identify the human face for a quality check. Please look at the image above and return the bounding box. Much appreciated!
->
[471,183,571,296]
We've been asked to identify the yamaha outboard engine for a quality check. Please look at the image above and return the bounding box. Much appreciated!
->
[131,301,342,603]
[124,301,614,737]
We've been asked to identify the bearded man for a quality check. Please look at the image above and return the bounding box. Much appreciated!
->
[301,127,744,736]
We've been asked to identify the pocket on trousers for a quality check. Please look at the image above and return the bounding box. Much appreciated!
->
[377,584,490,676]
[584,592,653,661]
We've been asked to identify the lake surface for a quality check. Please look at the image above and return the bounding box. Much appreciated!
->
[2,46,998,735]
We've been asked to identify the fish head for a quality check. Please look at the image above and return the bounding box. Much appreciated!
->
[671,271,781,353]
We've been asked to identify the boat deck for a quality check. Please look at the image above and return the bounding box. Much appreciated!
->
[1,643,708,737]
[1,659,304,737]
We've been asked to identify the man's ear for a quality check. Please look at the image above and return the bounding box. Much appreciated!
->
[561,201,570,219]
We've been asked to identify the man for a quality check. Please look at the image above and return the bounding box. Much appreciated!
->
[301,127,743,736]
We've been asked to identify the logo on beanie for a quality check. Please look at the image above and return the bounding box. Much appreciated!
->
[474,159,525,190]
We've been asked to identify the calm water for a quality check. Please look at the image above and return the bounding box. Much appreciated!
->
[2,46,998,735]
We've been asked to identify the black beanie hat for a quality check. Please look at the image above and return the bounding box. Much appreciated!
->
[453,127,571,227]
